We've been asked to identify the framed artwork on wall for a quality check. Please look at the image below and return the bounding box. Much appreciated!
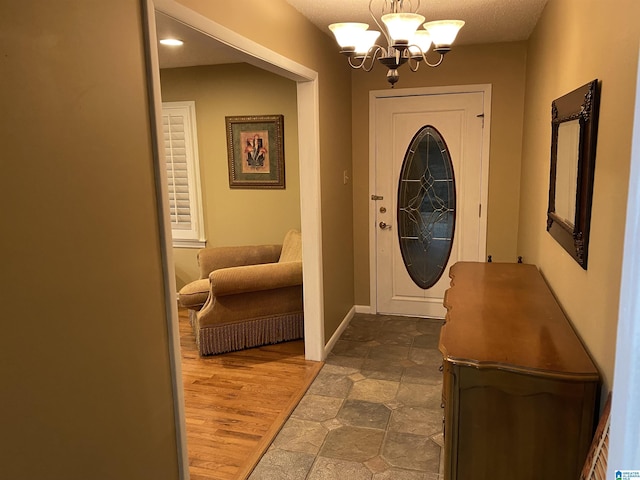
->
[225,114,285,189]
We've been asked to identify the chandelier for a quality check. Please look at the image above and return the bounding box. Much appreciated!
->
[329,0,465,87]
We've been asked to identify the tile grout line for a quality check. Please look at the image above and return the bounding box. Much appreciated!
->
[250,313,446,480]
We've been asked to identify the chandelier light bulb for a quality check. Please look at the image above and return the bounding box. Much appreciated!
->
[409,30,432,56]
[329,23,369,50]
[355,30,381,55]
[381,13,425,45]
[423,20,465,49]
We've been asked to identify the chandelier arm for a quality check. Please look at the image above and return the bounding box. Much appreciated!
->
[347,56,367,70]
[408,56,420,72]
[408,45,446,68]
[395,0,420,14]
[422,52,445,68]
[347,45,386,71]
[366,45,388,71]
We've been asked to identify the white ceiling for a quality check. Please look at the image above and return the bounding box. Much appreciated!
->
[157,0,549,69]
[285,0,549,45]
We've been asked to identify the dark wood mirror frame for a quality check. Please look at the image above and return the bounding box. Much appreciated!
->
[547,79,600,269]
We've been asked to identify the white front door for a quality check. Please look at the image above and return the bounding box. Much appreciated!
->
[371,88,489,318]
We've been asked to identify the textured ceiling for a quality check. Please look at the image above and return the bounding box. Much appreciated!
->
[156,0,549,69]
[285,0,549,45]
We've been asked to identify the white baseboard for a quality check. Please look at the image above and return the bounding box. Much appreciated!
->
[323,306,355,358]
[355,305,372,314]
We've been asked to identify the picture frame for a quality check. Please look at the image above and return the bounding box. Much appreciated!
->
[225,114,285,189]
[546,79,600,269]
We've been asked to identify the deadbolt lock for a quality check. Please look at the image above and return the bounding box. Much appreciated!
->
[379,206,387,213]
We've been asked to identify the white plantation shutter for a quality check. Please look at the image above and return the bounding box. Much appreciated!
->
[164,113,191,228]
[162,101,206,248]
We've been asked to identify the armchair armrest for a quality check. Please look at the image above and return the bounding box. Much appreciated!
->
[197,244,282,278]
[209,261,302,296]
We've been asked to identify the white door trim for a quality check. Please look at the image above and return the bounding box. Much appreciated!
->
[143,1,325,477]
[147,0,325,361]
[368,85,492,314]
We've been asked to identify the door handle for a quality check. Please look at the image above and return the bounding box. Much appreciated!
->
[379,221,392,230]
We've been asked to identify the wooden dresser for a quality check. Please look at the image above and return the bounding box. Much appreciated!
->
[439,262,600,479]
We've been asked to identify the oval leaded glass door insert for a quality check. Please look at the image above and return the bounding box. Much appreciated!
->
[397,125,456,289]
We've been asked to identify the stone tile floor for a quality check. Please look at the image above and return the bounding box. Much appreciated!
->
[249,313,446,480]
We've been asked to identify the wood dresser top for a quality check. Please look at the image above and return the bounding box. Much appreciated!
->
[440,262,599,379]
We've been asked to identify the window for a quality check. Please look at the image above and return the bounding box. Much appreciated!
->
[162,101,206,248]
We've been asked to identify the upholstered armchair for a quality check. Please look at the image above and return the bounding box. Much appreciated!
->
[178,229,304,356]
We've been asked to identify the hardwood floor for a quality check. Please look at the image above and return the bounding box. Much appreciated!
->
[179,309,323,480]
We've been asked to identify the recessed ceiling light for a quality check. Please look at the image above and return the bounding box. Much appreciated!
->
[160,38,184,46]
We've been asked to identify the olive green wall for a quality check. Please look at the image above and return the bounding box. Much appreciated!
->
[518,0,640,390]
[160,64,301,290]
[175,0,355,341]
[6,0,634,477]
[1,1,179,479]
[1,0,353,477]
[351,42,528,305]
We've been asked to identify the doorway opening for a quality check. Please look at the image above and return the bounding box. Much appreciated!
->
[142,0,325,476]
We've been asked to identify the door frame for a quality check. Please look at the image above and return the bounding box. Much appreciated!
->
[368,85,492,314]
[142,1,325,477]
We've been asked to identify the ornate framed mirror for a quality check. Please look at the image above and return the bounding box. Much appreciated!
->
[547,79,600,269]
